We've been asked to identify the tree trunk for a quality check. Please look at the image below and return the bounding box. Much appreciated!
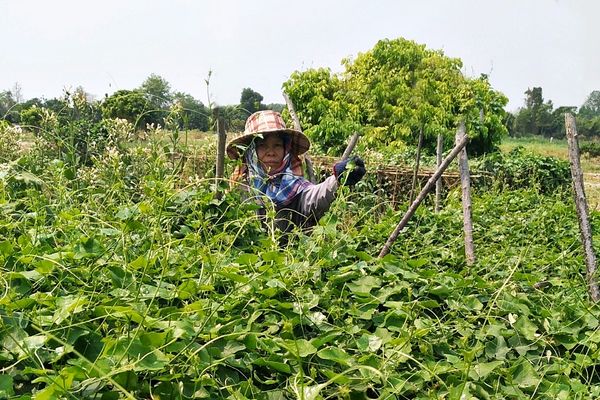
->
[282,92,316,183]
[435,133,444,212]
[409,127,424,204]
[565,113,600,302]
[456,121,475,266]
[379,135,469,258]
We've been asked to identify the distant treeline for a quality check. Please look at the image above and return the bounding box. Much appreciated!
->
[0,75,283,133]
[507,87,600,139]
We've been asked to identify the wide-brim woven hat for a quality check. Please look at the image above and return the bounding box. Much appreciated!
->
[226,110,310,159]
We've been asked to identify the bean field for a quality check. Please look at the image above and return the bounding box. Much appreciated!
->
[1,118,600,399]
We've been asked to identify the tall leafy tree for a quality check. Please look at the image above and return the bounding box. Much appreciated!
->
[101,90,152,129]
[513,87,554,136]
[239,88,265,116]
[283,38,507,155]
[171,92,210,131]
[577,90,600,137]
[0,90,17,121]
[139,74,172,126]
[579,90,600,118]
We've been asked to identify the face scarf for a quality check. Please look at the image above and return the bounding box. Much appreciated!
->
[244,139,312,208]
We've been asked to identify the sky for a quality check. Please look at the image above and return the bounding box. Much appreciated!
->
[1,0,598,112]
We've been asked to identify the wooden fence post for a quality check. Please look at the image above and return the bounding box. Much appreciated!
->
[282,92,316,183]
[409,127,424,204]
[565,113,600,302]
[435,133,444,212]
[215,110,227,200]
[379,135,469,258]
[456,121,475,266]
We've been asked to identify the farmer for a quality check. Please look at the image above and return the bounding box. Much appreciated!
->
[226,110,366,235]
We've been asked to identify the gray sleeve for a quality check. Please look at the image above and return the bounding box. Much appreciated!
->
[296,175,339,220]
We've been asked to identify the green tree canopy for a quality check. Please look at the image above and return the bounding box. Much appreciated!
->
[513,87,555,137]
[579,90,600,118]
[139,74,172,110]
[577,90,600,137]
[172,91,210,131]
[239,88,265,116]
[101,90,152,128]
[283,37,508,155]
[0,90,17,122]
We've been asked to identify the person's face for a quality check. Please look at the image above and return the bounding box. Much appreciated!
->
[256,134,286,173]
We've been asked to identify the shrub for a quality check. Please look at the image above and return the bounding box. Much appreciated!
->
[474,146,571,194]
[580,141,600,158]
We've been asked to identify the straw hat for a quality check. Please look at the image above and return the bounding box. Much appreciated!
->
[226,110,310,159]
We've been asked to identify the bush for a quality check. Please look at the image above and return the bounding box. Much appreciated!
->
[474,146,571,194]
[580,141,600,158]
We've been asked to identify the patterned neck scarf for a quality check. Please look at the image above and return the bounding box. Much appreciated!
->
[244,140,312,208]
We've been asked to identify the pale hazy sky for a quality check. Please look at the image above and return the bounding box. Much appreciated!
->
[1,0,598,111]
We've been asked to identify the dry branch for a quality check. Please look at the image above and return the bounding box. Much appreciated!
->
[565,113,600,302]
[456,121,475,266]
[341,132,360,161]
[215,114,227,200]
[435,133,444,212]
[409,127,424,204]
[378,135,469,258]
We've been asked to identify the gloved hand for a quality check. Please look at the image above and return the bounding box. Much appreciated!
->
[333,155,366,186]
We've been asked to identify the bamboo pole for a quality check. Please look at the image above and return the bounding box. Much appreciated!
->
[409,127,424,204]
[341,132,360,161]
[215,111,226,200]
[435,133,444,212]
[456,120,475,266]
[282,92,316,183]
[378,135,469,258]
[565,113,600,302]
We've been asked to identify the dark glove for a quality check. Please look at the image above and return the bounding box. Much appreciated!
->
[333,155,366,186]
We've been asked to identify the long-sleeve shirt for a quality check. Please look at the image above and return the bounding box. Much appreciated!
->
[255,175,339,234]
[278,175,339,230]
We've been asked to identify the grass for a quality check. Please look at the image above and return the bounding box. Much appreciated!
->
[500,136,600,210]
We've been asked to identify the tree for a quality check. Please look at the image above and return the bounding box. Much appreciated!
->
[101,90,152,128]
[283,67,360,154]
[579,90,600,119]
[0,90,17,121]
[514,87,555,137]
[11,82,23,104]
[577,90,600,138]
[139,74,173,126]
[171,92,210,131]
[239,88,265,116]
[283,38,507,155]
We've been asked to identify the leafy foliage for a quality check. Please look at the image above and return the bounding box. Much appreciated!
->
[474,146,571,194]
[2,118,600,398]
[101,89,153,129]
[580,141,600,158]
[283,38,508,156]
[240,88,266,116]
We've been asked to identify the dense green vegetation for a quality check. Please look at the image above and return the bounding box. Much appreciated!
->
[2,35,600,399]
[510,88,600,139]
[282,38,508,156]
[1,89,600,399]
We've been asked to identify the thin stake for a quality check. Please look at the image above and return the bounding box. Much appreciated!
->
[409,127,424,204]
[215,112,226,200]
[341,132,360,161]
[379,135,469,258]
[282,92,316,183]
[435,133,444,212]
[456,120,475,266]
[565,113,600,302]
